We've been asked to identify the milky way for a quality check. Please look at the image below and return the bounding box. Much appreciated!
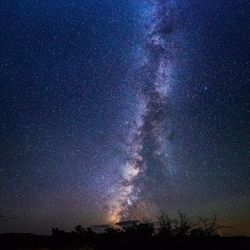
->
[108,0,179,224]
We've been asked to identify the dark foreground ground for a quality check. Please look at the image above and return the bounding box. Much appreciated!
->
[1,233,250,250]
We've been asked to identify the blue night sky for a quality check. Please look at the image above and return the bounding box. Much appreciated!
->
[0,0,249,235]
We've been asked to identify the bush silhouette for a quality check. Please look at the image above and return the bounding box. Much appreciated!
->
[174,211,192,237]
[190,213,224,238]
[3,211,249,250]
[157,212,174,238]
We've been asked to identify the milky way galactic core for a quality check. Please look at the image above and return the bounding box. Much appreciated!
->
[107,0,181,224]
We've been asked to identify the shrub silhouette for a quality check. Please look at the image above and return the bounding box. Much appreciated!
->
[157,212,174,238]
[74,225,86,235]
[123,219,154,237]
[190,213,224,237]
[105,227,120,236]
[5,211,248,250]
[174,210,192,237]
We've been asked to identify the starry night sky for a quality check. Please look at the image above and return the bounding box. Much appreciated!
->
[0,0,250,235]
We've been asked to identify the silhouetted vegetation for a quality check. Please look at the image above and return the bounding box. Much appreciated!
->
[1,212,250,250]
